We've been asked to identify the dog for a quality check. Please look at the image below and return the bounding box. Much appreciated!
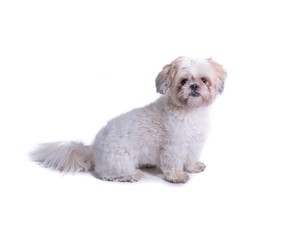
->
[31,56,227,183]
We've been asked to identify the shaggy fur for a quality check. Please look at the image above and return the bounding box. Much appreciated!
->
[31,57,227,183]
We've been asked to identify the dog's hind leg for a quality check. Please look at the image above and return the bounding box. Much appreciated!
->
[100,170,143,182]
[92,150,143,183]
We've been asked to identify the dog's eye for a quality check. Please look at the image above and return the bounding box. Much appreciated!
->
[201,77,208,84]
[180,79,188,85]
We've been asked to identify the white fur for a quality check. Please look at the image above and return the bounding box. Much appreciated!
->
[31,142,92,172]
[31,57,227,183]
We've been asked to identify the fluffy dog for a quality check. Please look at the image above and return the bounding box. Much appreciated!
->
[31,57,227,183]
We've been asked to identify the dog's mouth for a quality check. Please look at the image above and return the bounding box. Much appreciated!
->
[189,92,200,97]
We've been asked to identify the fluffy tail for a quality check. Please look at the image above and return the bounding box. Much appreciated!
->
[31,141,93,173]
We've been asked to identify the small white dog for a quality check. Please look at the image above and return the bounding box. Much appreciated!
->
[31,57,227,183]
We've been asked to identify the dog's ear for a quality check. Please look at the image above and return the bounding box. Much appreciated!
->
[208,58,227,94]
[155,63,172,94]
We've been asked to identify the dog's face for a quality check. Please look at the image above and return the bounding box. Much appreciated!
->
[156,57,227,108]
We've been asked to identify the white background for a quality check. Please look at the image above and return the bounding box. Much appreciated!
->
[1,0,300,239]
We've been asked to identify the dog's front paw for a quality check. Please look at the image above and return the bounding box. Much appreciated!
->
[164,171,189,184]
[185,162,206,173]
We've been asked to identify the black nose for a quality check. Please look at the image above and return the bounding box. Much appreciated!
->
[190,83,199,90]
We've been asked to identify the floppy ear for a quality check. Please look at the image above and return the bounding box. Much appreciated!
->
[208,58,227,94]
[155,63,172,94]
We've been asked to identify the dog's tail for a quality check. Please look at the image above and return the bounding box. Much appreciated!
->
[30,141,93,173]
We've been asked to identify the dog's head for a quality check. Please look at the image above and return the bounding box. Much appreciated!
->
[155,57,227,108]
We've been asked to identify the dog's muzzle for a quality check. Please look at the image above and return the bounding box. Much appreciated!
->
[189,84,200,97]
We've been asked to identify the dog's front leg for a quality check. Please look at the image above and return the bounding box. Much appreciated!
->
[159,146,189,183]
[184,142,206,173]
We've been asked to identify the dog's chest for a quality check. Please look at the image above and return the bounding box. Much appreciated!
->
[164,109,209,140]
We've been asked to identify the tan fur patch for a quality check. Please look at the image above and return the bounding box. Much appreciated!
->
[207,58,227,94]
